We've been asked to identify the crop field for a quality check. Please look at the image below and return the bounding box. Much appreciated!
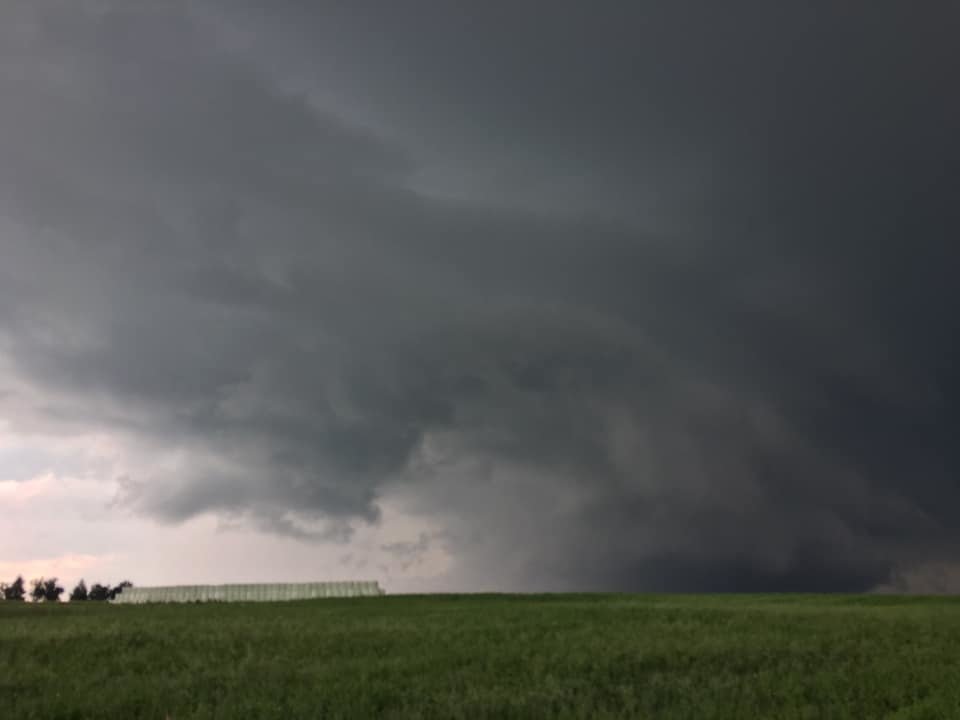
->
[2,593,959,719]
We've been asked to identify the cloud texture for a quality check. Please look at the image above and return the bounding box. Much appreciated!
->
[1,0,958,591]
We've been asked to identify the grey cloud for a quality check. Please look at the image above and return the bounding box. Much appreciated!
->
[381,532,436,572]
[876,563,960,596]
[1,0,958,591]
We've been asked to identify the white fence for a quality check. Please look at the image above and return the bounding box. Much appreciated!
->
[109,581,384,604]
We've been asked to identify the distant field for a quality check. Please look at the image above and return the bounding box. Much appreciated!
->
[2,594,959,719]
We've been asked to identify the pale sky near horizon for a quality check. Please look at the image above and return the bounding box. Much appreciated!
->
[2,1,959,596]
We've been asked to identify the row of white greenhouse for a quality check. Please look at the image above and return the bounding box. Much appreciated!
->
[109,581,384,604]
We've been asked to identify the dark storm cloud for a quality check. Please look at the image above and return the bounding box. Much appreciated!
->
[1,0,958,590]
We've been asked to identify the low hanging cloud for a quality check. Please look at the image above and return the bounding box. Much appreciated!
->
[1,0,958,592]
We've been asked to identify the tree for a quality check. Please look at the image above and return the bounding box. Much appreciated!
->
[30,577,64,602]
[69,579,89,602]
[88,583,111,601]
[107,580,133,600]
[43,578,65,602]
[2,576,26,602]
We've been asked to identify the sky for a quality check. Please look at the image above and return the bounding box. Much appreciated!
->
[1,1,958,595]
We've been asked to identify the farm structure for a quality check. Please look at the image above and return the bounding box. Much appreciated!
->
[109,581,384,603]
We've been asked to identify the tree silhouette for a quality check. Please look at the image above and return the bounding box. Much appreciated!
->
[2,576,26,601]
[108,580,133,600]
[30,577,65,602]
[88,583,111,601]
[43,578,65,602]
[69,579,89,602]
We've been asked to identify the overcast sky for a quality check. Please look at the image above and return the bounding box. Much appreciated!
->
[1,1,958,595]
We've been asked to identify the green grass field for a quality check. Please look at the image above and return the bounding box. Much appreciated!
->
[2,594,959,719]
